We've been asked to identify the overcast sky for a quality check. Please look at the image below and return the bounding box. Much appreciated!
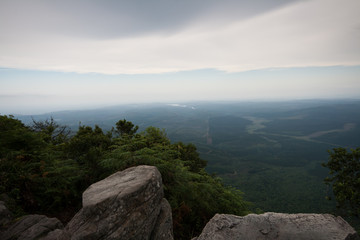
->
[1,0,360,114]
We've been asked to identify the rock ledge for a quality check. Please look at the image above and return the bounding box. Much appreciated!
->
[194,212,359,240]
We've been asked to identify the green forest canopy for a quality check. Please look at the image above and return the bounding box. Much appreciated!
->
[0,115,249,240]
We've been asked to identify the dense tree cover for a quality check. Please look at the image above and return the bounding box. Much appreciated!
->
[322,147,360,217]
[0,115,83,217]
[0,115,249,239]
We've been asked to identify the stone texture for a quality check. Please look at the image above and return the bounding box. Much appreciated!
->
[150,198,174,240]
[40,229,71,240]
[0,201,13,226]
[0,165,173,240]
[65,165,173,240]
[195,212,360,240]
[0,214,64,240]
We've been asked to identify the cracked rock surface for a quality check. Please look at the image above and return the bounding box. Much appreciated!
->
[65,165,173,240]
[194,212,359,240]
[0,214,64,240]
[0,165,174,240]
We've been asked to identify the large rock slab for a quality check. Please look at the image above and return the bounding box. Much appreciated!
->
[0,214,64,240]
[40,229,71,240]
[65,165,173,240]
[195,212,359,240]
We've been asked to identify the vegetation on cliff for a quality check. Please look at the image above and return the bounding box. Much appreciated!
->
[323,147,360,217]
[0,115,249,239]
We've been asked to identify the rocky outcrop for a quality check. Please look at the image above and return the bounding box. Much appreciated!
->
[64,165,173,240]
[0,214,64,240]
[194,212,359,240]
[0,165,173,240]
[2,165,359,240]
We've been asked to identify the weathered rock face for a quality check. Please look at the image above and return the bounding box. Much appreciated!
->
[151,199,174,240]
[194,212,359,240]
[64,165,173,240]
[0,214,64,240]
[0,165,173,240]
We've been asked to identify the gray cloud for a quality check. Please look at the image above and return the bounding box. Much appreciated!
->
[0,0,359,74]
[0,0,300,39]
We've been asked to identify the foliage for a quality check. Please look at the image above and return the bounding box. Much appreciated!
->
[0,115,249,239]
[66,124,112,183]
[115,119,139,137]
[0,115,82,217]
[31,116,70,144]
[322,147,360,217]
[101,125,249,239]
[176,142,207,173]
[0,115,44,158]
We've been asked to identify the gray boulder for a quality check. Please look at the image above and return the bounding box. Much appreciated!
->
[0,214,64,240]
[195,212,359,240]
[0,201,13,226]
[1,165,173,240]
[65,165,173,240]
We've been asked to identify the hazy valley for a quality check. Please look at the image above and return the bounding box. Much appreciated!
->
[15,99,360,215]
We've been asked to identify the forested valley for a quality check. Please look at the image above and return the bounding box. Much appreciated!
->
[2,100,360,236]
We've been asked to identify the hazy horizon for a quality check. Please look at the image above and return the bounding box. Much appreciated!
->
[2,97,360,116]
[1,0,360,115]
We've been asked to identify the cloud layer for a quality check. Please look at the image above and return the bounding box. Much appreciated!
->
[0,0,359,74]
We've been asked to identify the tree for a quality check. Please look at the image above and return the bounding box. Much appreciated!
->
[322,147,360,217]
[115,119,139,137]
[0,115,44,158]
[66,125,112,183]
[176,142,207,173]
[0,115,82,217]
[142,126,170,146]
[31,117,70,144]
